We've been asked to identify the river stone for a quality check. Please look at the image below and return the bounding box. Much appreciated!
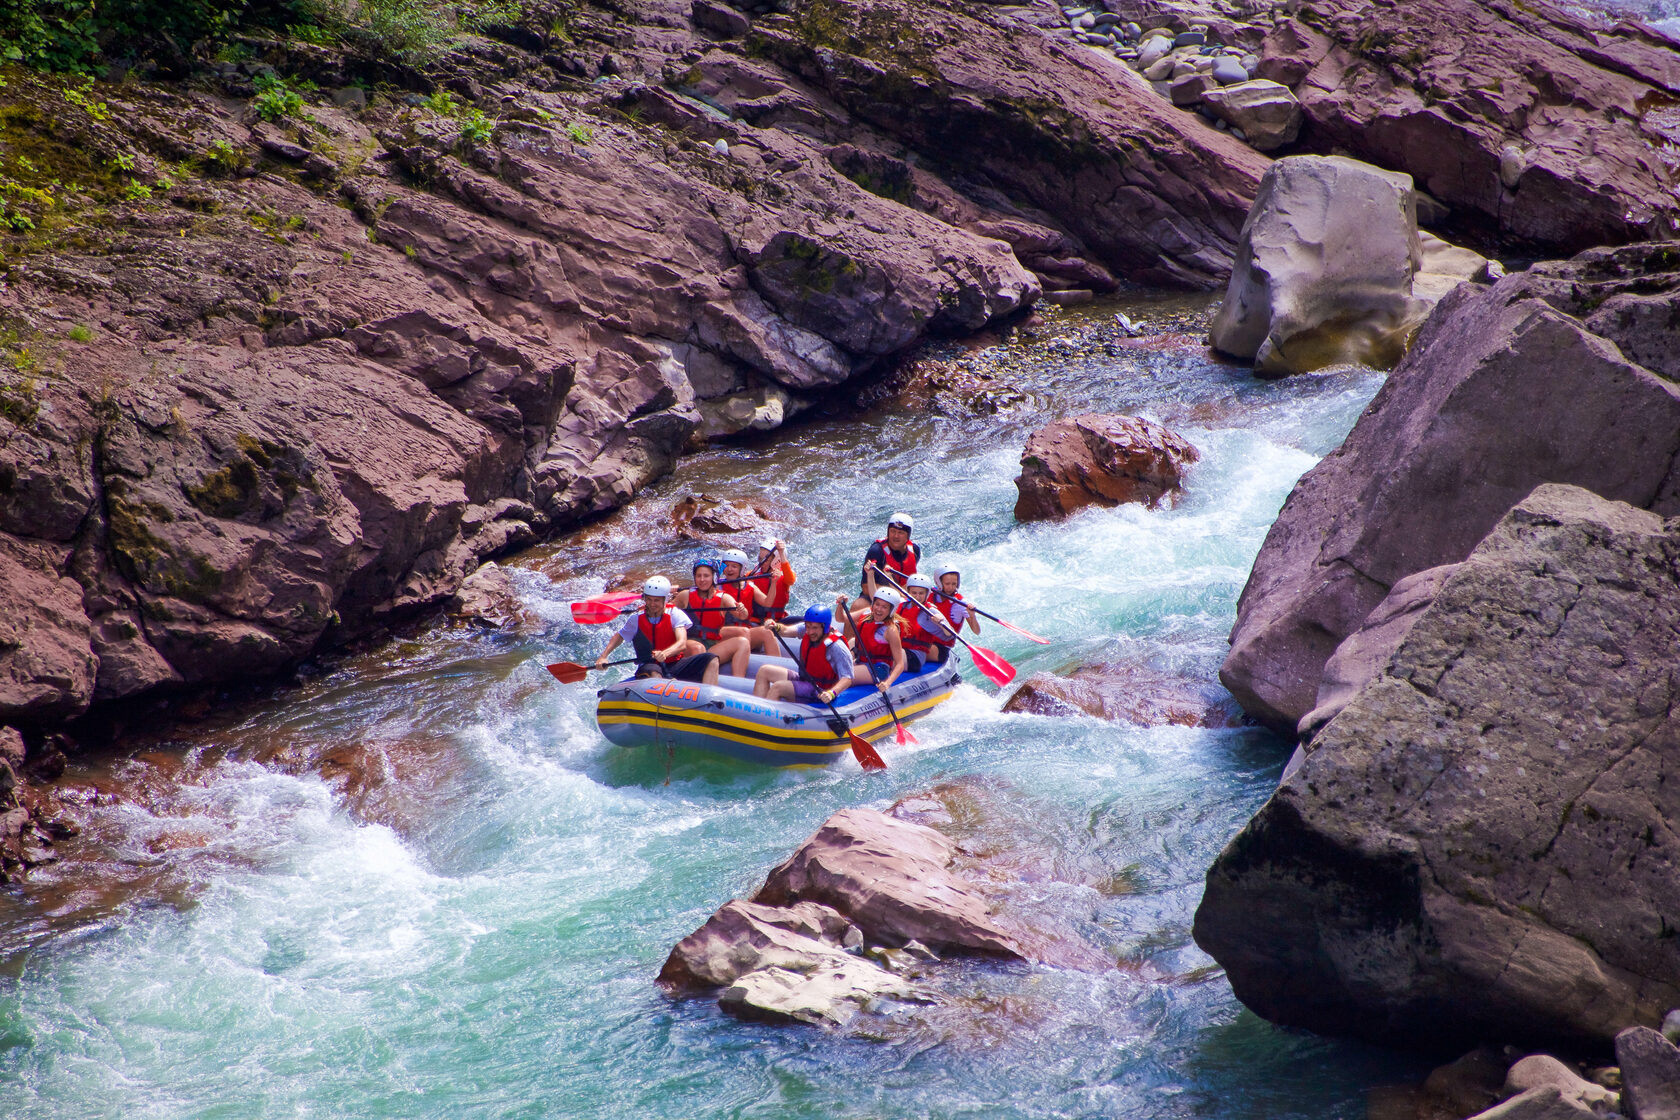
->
[1504,1055,1621,1113]
[1210,155,1427,376]
[1200,80,1301,151]
[1424,1049,1513,1118]
[753,807,1023,956]
[1013,414,1199,521]
[1136,37,1172,69]
[1617,1027,1680,1120]
[1212,56,1249,84]
[718,959,916,1027]
[1197,485,1680,1052]
[1472,1087,1598,1120]
[1003,661,1240,727]
[1220,252,1680,732]
[1168,72,1214,106]
[659,899,866,992]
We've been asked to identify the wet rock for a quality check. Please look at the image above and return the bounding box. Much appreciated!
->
[753,807,1023,957]
[1004,662,1240,728]
[1504,1055,1620,1114]
[1200,80,1300,151]
[670,494,769,539]
[1210,155,1429,376]
[446,562,530,629]
[1262,0,1680,252]
[659,899,867,992]
[1221,251,1680,731]
[1617,1027,1680,1120]
[1423,1048,1513,1119]
[1197,485,1680,1052]
[718,958,916,1027]
[1473,1087,1598,1120]
[0,538,98,724]
[1013,414,1199,521]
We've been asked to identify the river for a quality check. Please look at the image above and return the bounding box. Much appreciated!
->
[0,298,1431,1118]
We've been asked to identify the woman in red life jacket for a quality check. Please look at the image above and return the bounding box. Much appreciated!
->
[895,571,956,670]
[742,538,798,653]
[672,557,752,677]
[930,563,981,636]
[594,576,721,684]
[836,588,907,693]
[752,605,855,704]
[853,512,919,611]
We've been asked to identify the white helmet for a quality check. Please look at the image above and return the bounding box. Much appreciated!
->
[641,575,672,598]
[758,535,779,552]
[719,548,750,568]
[872,587,905,609]
[935,564,960,581]
[887,512,913,532]
[906,572,936,592]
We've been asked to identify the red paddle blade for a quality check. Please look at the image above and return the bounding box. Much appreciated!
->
[893,721,918,747]
[850,732,887,771]
[570,591,638,620]
[991,617,1051,645]
[570,600,627,624]
[967,645,1017,687]
[546,661,589,684]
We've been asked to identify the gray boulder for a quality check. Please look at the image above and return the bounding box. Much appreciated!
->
[1196,485,1680,1052]
[1617,1027,1680,1120]
[1201,80,1301,151]
[1473,1087,1598,1120]
[1504,1055,1620,1114]
[1222,247,1680,731]
[1209,155,1429,376]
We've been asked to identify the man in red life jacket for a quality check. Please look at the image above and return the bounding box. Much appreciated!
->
[930,563,981,636]
[742,538,798,653]
[594,576,721,684]
[854,512,919,611]
[752,604,855,704]
[836,589,908,693]
[672,557,752,677]
[895,571,956,670]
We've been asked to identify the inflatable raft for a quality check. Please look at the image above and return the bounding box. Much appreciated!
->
[596,654,962,766]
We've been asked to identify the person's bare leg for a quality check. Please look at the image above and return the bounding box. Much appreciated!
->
[701,658,720,686]
[753,664,789,698]
[768,680,798,702]
[710,636,749,677]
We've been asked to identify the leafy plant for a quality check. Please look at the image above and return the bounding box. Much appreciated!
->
[566,121,593,144]
[253,72,306,123]
[108,152,137,173]
[121,179,153,200]
[67,324,94,341]
[63,80,110,120]
[458,107,494,145]
[424,88,460,115]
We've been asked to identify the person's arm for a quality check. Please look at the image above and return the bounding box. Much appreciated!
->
[836,595,861,647]
[821,644,854,703]
[724,593,748,621]
[880,625,906,690]
[596,632,623,668]
[655,625,687,662]
[861,544,881,595]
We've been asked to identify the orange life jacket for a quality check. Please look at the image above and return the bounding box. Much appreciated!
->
[748,562,793,623]
[636,610,678,654]
[871,538,918,581]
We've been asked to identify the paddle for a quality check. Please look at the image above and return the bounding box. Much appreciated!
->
[546,657,638,684]
[875,570,1017,687]
[569,574,758,623]
[934,594,1051,645]
[836,595,916,747]
[771,631,886,771]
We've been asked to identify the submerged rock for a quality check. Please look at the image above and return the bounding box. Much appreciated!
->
[1003,661,1241,728]
[1197,485,1680,1053]
[1221,244,1680,731]
[1209,155,1430,376]
[1013,414,1198,521]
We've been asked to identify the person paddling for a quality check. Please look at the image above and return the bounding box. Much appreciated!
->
[837,589,908,693]
[594,576,721,684]
[896,572,956,670]
[753,605,854,705]
[930,564,981,636]
[743,537,797,653]
[672,557,752,677]
[855,512,919,610]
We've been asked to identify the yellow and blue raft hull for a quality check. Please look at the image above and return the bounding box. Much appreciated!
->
[596,655,962,767]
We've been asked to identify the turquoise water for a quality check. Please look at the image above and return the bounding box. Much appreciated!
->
[0,302,1427,1118]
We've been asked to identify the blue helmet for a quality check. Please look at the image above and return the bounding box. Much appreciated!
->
[692,556,718,575]
[802,605,833,629]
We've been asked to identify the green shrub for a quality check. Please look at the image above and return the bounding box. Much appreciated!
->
[458,107,494,145]
[252,72,305,122]
[566,121,592,144]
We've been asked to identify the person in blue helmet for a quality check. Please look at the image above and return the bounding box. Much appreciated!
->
[751,604,855,704]
[672,556,753,676]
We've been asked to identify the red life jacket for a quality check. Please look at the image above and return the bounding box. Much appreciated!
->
[685,587,730,643]
[896,600,951,653]
[636,610,678,653]
[932,591,965,629]
[871,539,918,581]
[799,632,843,688]
[857,617,896,661]
[747,563,791,623]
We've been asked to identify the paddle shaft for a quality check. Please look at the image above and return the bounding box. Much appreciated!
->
[931,592,1049,644]
[771,630,885,770]
[873,569,993,663]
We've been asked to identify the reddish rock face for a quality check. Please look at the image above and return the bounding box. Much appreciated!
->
[1003,662,1242,728]
[1013,415,1199,521]
[1264,0,1680,253]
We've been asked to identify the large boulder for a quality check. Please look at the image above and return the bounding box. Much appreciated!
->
[1616,1026,1680,1120]
[1258,0,1680,252]
[1209,155,1430,376]
[1196,485,1680,1053]
[1003,661,1241,727]
[1222,245,1680,731]
[753,808,1023,956]
[1201,80,1303,152]
[1013,414,1198,521]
